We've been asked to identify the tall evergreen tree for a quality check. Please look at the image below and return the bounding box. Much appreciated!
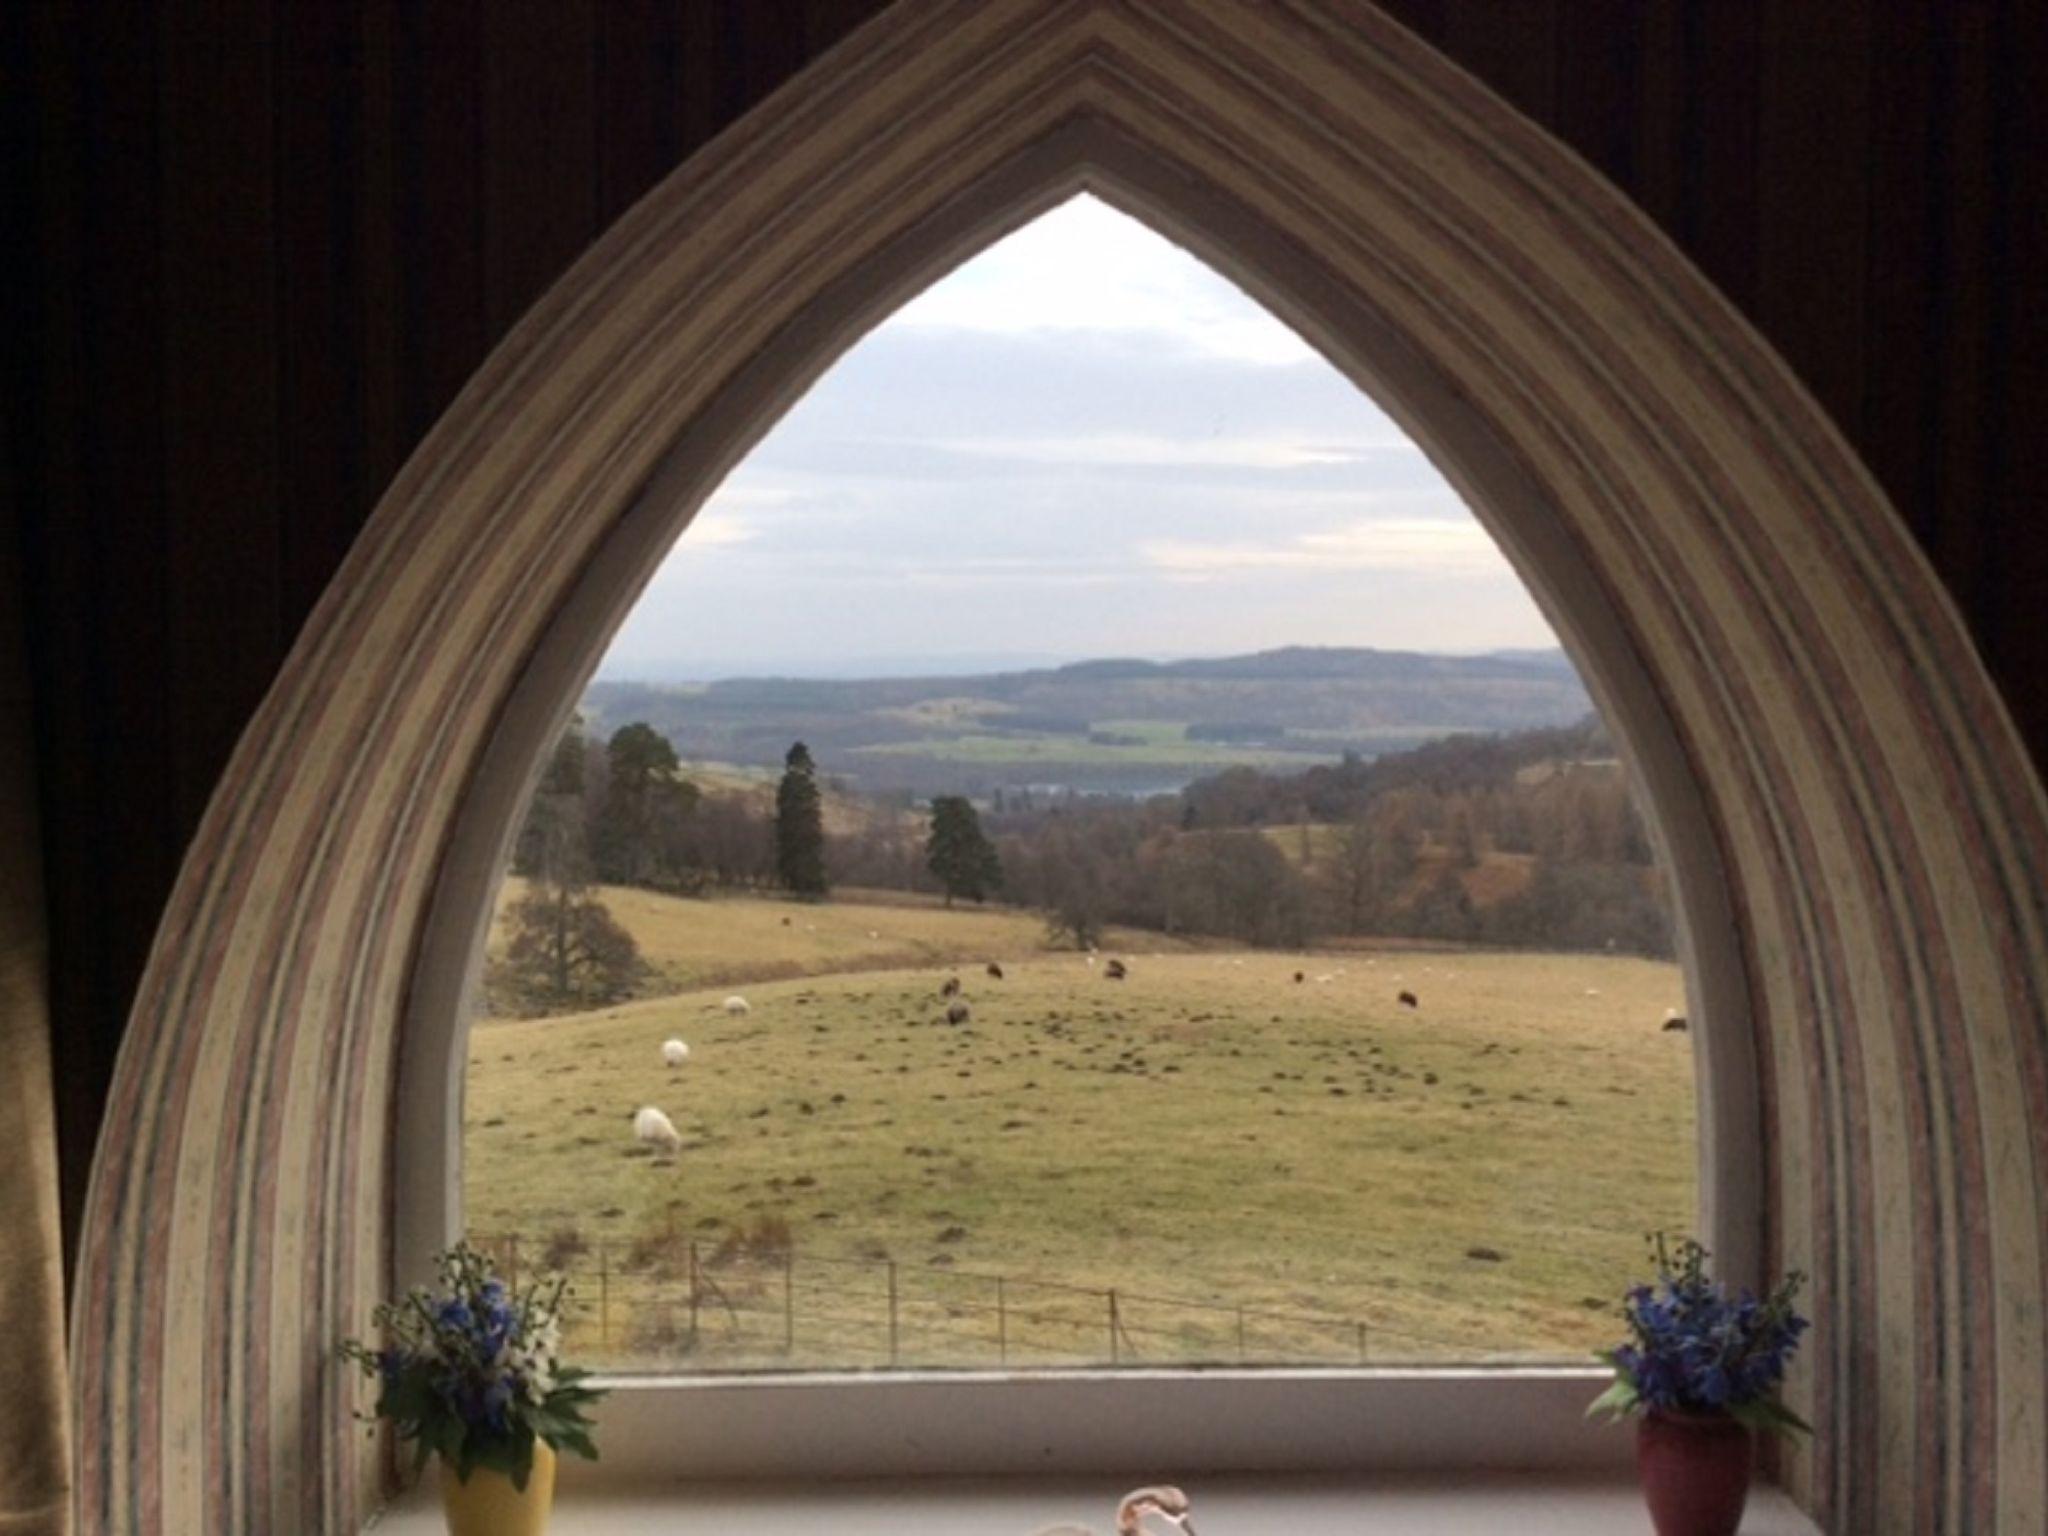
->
[590,721,698,887]
[925,795,1002,906]
[774,740,829,897]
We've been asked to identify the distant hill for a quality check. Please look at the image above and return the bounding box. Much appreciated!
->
[584,645,1592,798]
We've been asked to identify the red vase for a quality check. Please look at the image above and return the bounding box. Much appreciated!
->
[1635,1409,1754,1536]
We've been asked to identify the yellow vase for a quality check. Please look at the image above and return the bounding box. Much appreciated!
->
[438,1440,556,1536]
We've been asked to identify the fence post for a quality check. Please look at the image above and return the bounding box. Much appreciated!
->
[887,1261,900,1366]
[506,1235,519,1293]
[783,1248,796,1356]
[1356,1321,1368,1364]
[1236,1306,1247,1362]
[996,1276,1008,1365]
[1108,1289,1120,1364]
[688,1241,701,1347]
[598,1244,610,1353]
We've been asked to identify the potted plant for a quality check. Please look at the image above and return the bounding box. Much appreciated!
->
[341,1243,606,1536]
[1589,1234,1810,1536]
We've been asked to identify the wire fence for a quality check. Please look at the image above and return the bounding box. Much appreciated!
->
[471,1231,1526,1372]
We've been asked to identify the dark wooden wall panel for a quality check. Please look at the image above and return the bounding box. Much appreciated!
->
[161,0,283,834]
[481,1,596,338]
[7,0,2046,1249]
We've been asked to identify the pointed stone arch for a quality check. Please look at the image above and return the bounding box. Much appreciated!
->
[70,3,2048,1533]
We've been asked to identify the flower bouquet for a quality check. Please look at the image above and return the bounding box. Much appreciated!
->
[1590,1234,1809,1536]
[342,1243,605,1535]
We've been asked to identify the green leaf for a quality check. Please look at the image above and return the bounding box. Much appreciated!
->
[1728,1396,1813,1438]
[1586,1377,1641,1420]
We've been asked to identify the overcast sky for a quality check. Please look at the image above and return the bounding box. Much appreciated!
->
[599,194,1559,681]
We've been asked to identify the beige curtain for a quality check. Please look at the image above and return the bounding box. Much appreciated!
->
[0,524,70,1536]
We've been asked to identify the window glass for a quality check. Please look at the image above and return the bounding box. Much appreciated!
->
[464,196,1695,1372]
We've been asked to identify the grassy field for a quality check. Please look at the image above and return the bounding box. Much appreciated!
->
[488,883,1196,995]
[466,892,1694,1371]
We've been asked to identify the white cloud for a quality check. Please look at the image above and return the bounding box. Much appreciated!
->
[891,194,1320,368]
[676,508,757,547]
[1141,518,1513,580]
[916,431,1405,471]
[599,193,1565,677]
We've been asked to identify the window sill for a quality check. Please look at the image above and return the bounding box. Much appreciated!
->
[369,1471,1822,1534]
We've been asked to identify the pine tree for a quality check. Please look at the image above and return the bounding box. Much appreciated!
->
[590,721,698,887]
[925,795,1002,906]
[774,740,829,897]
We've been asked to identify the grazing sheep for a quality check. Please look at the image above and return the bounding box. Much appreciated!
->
[723,995,751,1016]
[986,962,1005,980]
[632,1105,683,1155]
[1104,958,1128,981]
[1662,1010,1689,1033]
[1293,971,1306,984]
[1314,974,1334,985]
[940,976,962,998]
[1398,991,1419,1009]
[946,1002,971,1026]
[662,1039,690,1067]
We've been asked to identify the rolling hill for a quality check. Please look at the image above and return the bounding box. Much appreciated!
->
[585,646,1592,797]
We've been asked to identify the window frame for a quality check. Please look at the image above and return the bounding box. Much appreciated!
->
[394,134,1762,1481]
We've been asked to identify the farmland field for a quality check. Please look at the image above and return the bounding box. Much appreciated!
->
[465,892,1694,1371]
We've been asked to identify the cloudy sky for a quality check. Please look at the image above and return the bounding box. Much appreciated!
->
[599,195,1558,681]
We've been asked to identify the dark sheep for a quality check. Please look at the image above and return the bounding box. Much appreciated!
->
[1662,1015,1689,1032]
[1104,958,1128,981]
[940,976,962,998]
[946,1002,971,1026]
[1398,991,1419,1009]
[1293,971,1306,984]
[986,962,1005,980]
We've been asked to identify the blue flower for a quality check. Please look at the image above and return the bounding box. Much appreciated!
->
[1607,1241,1808,1415]
[435,1299,474,1333]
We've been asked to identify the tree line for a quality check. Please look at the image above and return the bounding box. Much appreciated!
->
[491,722,1006,1012]
[492,711,1670,1015]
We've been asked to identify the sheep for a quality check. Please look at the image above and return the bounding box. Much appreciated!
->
[1104,958,1128,981]
[723,995,751,1016]
[1314,974,1335,985]
[1293,971,1306,984]
[940,976,962,999]
[986,962,1005,980]
[1662,1009,1690,1033]
[1398,991,1419,1009]
[662,1039,690,1067]
[946,1002,971,1025]
[632,1105,683,1155]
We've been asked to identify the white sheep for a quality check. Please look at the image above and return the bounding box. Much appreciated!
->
[662,1039,690,1067]
[723,995,751,1016]
[632,1105,683,1155]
